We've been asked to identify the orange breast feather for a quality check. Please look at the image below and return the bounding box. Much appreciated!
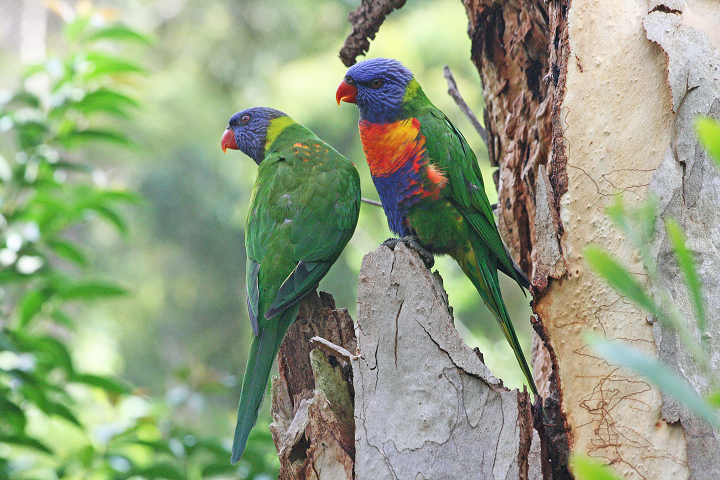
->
[359,119,426,178]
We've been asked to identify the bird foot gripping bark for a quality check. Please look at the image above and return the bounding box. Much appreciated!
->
[382,235,435,268]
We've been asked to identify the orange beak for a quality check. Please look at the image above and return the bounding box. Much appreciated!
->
[221,128,238,153]
[336,79,357,105]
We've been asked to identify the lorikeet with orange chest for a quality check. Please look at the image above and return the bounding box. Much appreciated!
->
[221,107,360,463]
[336,58,537,396]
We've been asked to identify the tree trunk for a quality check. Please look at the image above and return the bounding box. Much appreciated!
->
[465,0,720,479]
[272,1,720,478]
[271,291,357,480]
[353,244,539,479]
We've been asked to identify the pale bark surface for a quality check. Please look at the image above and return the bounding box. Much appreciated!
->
[353,243,537,479]
[541,2,685,478]
[645,6,720,478]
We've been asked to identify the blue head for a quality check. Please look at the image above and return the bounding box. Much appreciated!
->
[336,58,415,123]
[221,107,287,164]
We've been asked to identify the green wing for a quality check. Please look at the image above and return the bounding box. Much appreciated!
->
[418,108,529,288]
[246,127,361,325]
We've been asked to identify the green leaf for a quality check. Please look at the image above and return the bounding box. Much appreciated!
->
[131,462,185,480]
[585,246,659,316]
[60,281,127,300]
[89,204,129,234]
[201,462,237,477]
[34,335,75,374]
[133,439,174,455]
[84,52,144,78]
[57,129,132,149]
[64,14,92,43]
[72,88,139,117]
[17,120,47,150]
[696,116,720,165]
[191,438,228,457]
[46,399,82,427]
[665,219,706,333]
[707,390,720,408]
[72,373,131,395]
[47,160,93,173]
[0,399,27,434]
[19,289,47,327]
[7,91,41,109]
[592,339,720,429]
[87,25,153,45]
[51,308,74,328]
[99,189,142,204]
[571,453,625,480]
[48,240,87,266]
[0,434,53,454]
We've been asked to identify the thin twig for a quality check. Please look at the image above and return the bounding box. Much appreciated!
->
[362,197,383,207]
[310,336,357,363]
[443,65,489,148]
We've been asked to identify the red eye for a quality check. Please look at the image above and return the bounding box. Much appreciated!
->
[370,78,384,89]
[240,114,251,124]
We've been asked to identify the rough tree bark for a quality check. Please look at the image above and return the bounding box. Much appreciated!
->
[270,291,356,479]
[271,1,720,479]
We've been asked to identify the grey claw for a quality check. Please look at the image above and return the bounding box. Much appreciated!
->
[382,235,434,269]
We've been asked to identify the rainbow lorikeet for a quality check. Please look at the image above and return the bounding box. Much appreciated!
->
[336,58,537,397]
[221,107,361,463]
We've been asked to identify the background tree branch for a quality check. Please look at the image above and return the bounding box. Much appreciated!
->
[339,0,407,67]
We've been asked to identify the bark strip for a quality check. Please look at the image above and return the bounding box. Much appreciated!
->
[339,0,407,67]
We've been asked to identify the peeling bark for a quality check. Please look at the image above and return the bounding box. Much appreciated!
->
[463,1,572,477]
[353,244,538,479]
[463,0,558,280]
[271,291,356,480]
[645,6,720,478]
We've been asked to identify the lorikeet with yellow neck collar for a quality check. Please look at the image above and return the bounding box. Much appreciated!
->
[337,58,537,397]
[221,107,360,462]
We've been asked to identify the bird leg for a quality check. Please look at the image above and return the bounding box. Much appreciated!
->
[382,235,435,269]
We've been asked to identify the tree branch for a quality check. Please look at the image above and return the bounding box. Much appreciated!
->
[443,65,489,148]
[271,291,356,479]
[361,197,383,207]
[339,0,407,67]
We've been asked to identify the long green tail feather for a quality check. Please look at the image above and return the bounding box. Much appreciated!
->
[462,249,538,397]
[231,308,297,464]
[482,264,538,397]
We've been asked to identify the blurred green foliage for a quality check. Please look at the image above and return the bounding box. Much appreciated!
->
[570,453,624,480]
[581,117,720,477]
[0,5,276,478]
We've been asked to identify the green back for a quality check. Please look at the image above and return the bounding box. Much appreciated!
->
[233,117,361,462]
[402,81,527,287]
[245,120,361,331]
